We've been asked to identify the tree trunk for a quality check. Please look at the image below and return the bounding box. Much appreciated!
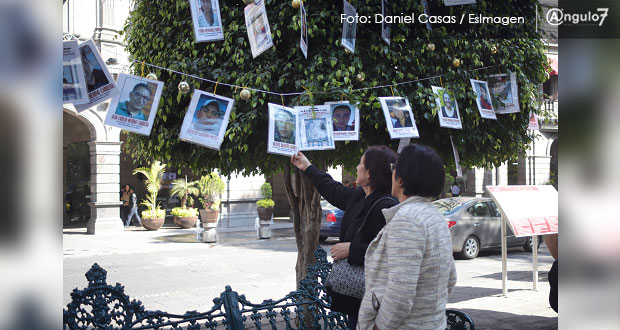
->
[181,193,188,209]
[284,164,323,288]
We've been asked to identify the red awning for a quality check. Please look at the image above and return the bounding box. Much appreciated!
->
[547,54,558,76]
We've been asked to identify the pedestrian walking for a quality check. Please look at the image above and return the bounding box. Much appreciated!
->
[125,186,142,227]
[451,182,460,197]
[291,146,398,330]
[358,144,457,330]
[120,184,130,223]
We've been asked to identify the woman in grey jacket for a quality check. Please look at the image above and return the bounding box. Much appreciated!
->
[359,144,457,330]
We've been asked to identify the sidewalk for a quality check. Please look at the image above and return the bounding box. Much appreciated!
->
[63,225,557,329]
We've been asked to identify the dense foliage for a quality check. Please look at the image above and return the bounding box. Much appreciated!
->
[122,0,549,175]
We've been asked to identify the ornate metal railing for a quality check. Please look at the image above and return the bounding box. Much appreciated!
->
[64,247,474,329]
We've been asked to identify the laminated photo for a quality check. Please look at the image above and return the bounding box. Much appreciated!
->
[104,73,164,136]
[63,40,89,105]
[245,0,274,58]
[432,86,462,129]
[268,104,298,156]
[327,102,359,141]
[300,1,308,59]
[470,79,497,120]
[379,96,420,139]
[341,0,357,53]
[528,111,540,130]
[189,0,225,42]
[295,105,335,151]
[179,90,234,150]
[74,39,119,112]
[381,0,391,45]
[444,0,476,6]
[489,72,520,114]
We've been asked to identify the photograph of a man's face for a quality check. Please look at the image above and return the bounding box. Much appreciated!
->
[192,98,224,134]
[332,105,354,131]
[475,82,492,110]
[274,109,296,144]
[115,81,156,120]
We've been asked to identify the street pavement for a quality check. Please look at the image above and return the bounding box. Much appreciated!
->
[63,222,557,329]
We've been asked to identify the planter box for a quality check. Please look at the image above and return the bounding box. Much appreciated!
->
[199,209,219,225]
[257,207,274,221]
[173,216,198,229]
[141,217,164,231]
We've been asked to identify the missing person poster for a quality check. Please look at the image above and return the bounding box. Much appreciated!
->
[432,86,462,129]
[268,103,298,156]
[489,72,520,114]
[444,0,477,6]
[295,105,335,151]
[379,96,420,139]
[381,0,391,45]
[189,0,225,42]
[341,0,357,53]
[528,111,540,130]
[300,0,308,59]
[470,79,497,119]
[63,40,89,105]
[179,90,234,150]
[74,39,119,112]
[327,102,359,141]
[104,73,164,136]
[245,0,274,58]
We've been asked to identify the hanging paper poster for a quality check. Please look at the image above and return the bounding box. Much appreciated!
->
[489,72,520,114]
[104,73,163,136]
[341,0,357,53]
[470,79,497,119]
[300,1,308,59]
[188,0,225,42]
[326,102,359,141]
[444,0,476,6]
[245,0,274,58]
[179,90,234,150]
[74,39,119,112]
[450,135,463,177]
[381,0,391,45]
[295,105,335,151]
[528,111,539,130]
[268,103,298,156]
[379,96,420,139]
[432,86,462,129]
[63,40,89,105]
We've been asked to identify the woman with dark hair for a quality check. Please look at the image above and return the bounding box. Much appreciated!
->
[291,146,398,329]
[358,144,457,330]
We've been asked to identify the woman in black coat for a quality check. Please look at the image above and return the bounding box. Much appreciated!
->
[291,146,398,329]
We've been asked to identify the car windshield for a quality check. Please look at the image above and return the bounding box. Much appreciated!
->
[320,200,336,210]
[432,199,462,214]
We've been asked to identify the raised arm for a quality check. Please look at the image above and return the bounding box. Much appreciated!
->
[290,152,355,210]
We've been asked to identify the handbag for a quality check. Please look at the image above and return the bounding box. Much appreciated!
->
[325,196,397,300]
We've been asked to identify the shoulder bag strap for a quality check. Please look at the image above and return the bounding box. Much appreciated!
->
[355,196,398,236]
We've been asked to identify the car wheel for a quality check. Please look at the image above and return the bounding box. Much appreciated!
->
[319,236,328,242]
[523,235,542,252]
[460,236,479,259]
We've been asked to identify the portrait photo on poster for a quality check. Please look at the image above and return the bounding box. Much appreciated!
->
[245,0,273,58]
[268,103,298,156]
[379,96,420,139]
[63,40,89,105]
[326,101,359,141]
[74,39,119,112]
[341,0,357,53]
[489,72,520,114]
[381,0,391,45]
[189,0,225,42]
[300,1,308,59]
[432,85,462,129]
[470,79,497,119]
[179,90,234,150]
[104,73,164,136]
[295,105,335,151]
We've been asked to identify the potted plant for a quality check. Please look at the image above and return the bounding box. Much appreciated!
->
[197,172,225,225]
[256,182,275,221]
[170,178,199,228]
[133,161,167,231]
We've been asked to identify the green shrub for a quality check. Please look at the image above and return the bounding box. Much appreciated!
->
[256,199,275,208]
[141,207,166,219]
[171,207,198,217]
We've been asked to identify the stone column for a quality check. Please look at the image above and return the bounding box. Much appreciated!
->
[86,141,123,234]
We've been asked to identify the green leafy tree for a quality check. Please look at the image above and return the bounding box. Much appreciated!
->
[123,0,549,283]
[170,178,199,209]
